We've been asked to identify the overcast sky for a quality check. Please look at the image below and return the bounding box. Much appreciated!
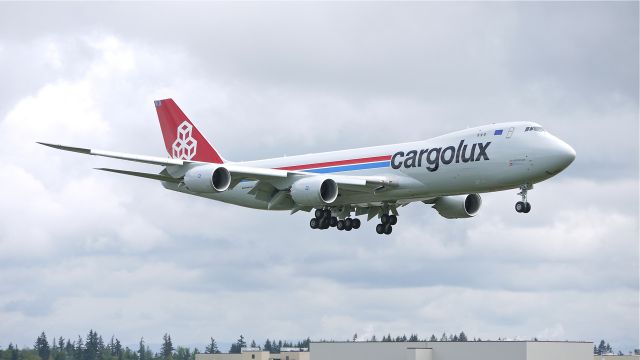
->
[0,1,638,354]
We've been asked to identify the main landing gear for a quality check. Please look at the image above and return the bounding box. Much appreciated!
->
[309,207,398,235]
[309,208,361,231]
[375,214,397,235]
[515,184,532,213]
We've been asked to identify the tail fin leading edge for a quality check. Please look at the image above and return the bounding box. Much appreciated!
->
[154,98,224,164]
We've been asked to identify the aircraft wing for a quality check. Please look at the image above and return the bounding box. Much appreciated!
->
[95,168,181,183]
[39,142,397,197]
[37,142,188,166]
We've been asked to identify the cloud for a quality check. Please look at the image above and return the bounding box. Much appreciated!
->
[0,1,637,354]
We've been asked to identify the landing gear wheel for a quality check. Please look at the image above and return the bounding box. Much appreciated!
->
[310,218,319,229]
[381,214,390,224]
[344,218,353,231]
[324,209,332,218]
[384,224,393,235]
[320,218,329,229]
[337,220,345,231]
[352,218,361,229]
[516,184,532,214]
[315,209,324,219]
[330,216,338,227]
[389,215,397,225]
[376,224,384,234]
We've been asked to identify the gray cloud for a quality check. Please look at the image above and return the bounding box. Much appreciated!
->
[0,1,637,354]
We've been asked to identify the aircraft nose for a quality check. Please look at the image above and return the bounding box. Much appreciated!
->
[548,138,576,173]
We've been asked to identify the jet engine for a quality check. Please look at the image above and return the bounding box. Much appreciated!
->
[290,177,339,206]
[432,194,482,219]
[183,165,231,193]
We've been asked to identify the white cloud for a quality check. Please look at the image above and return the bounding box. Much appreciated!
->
[0,2,637,355]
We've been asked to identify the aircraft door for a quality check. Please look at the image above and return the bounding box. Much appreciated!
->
[506,127,515,138]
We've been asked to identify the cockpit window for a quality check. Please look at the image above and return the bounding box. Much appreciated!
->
[524,126,544,132]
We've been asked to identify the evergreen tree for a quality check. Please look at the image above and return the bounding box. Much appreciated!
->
[123,347,136,360]
[228,345,239,355]
[204,339,219,354]
[96,336,105,360]
[160,334,174,360]
[263,340,272,353]
[35,332,51,360]
[237,335,246,350]
[459,332,467,342]
[85,330,99,360]
[429,334,437,342]
[597,340,606,355]
[114,339,123,360]
[370,335,377,342]
[409,334,418,342]
[440,333,447,342]
[137,339,146,360]
[9,343,19,360]
[174,347,190,360]
[352,333,357,342]
[65,340,74,360]
[74,336,84,360]
[229,335,246,355]
[249,341,256,349]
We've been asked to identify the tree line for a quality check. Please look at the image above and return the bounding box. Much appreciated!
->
[1,330,633,358]
[3,331,188,360]
[593,339,630,356]
[0,331,312,360]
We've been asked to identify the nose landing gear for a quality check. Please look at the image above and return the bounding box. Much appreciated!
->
[515,184,532,213]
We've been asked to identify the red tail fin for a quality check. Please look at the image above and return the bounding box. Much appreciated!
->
[154,98,224,163]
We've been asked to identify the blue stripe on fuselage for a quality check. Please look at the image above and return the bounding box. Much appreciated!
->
[306,161,390,174]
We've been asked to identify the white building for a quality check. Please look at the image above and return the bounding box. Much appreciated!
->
[194,340,640,360]
[310,340,594,360]
[195,349,309,360]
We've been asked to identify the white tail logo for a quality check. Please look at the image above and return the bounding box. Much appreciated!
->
[172,121,198,160]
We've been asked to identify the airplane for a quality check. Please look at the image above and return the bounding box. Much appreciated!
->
[39,98,576,235]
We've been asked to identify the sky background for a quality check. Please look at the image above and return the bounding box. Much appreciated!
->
[0,1,638,354]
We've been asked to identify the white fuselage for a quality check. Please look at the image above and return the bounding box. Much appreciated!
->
[162,121,576,210]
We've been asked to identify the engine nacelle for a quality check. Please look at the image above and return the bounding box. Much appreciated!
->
[183,165,231,193]
[290,177,339,206]
[432,194,482,219]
